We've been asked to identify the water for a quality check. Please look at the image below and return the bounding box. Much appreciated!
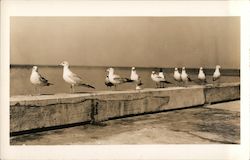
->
[10,65,240,96]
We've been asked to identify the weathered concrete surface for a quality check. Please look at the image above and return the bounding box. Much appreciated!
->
[204,83,240,104]
[10,82,240,133]
[10,100,240,145]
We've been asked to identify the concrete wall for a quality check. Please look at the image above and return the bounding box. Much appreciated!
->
[204,83,240,104]
[10,82,240,133]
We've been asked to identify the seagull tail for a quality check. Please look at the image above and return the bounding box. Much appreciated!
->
[213,77,219,81]
[47,82,54,86]
[105,82,114,87]
[81,83,95,89]
[137,81,143,86]
[124,78,134,83]
[162,80,171,84]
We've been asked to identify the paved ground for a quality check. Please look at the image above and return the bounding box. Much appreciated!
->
[10,101,240,145]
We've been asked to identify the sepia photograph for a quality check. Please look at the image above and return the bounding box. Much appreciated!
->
[10,16,240,145]
[1,1,249,160]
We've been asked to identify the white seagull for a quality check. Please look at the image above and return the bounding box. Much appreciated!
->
[158,68,165,79]
[106,68,130,89]
[151,71,171,88]
[213,65,221,81]
[198,67,207,84]
[158,68,168,88]
[181,67,192,84]
[130,67,143,89]
[173,68,181,82]
[105,74,114,88]
[30,66,53,95]
[59,61,95,93]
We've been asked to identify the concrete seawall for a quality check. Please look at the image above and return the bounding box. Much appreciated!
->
[10,82,240,134]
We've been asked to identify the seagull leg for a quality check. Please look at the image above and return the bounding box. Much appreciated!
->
[177,81,181,87]
[184,81,188,87]
[175,81,180,87]
[70,85,72,93]
[182,81,185,87]
[33,86,37,96]
[72,85,75,93]
[38,86,41,95]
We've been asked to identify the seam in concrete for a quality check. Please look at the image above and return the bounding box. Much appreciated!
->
[172,129,238,144]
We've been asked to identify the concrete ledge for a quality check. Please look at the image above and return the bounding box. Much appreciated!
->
[10,82,240,133]
[204,83,240,104]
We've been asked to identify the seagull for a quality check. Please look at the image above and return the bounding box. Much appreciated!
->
[173,68,181,82]
[105,75,114,88]
[130,67,143,89]
[151,71,171,88]
[198,67,207,84]
[158,68,165,79]
[59,61,95,93]
[30,66,53,95]
[158,68,167,88]
[213,65,221,81]
[106,68,130,89]
[181,67,192,85]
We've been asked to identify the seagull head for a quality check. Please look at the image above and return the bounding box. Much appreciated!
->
[59,61,69,67]
[132,67,136,71]
[106,68,114,73]
[200,67,203,70]
[216,65,221,69]
[174,68,178,71]
[182,67,186,71]
[32,66,38,72]
[152,71,156,75]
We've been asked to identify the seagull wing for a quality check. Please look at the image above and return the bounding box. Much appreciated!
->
[187,75,192,81]
[113,74,129,83]
[124,78,134,83]
[39,76,48,83]
[80,83,95,89]
[69,72,95,89]
[38,74,48,83]
[113,74,122,80]
[38,73,53,86]
[69,72,83,83]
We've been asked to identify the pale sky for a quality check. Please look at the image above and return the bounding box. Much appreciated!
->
[10,17,240,69]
